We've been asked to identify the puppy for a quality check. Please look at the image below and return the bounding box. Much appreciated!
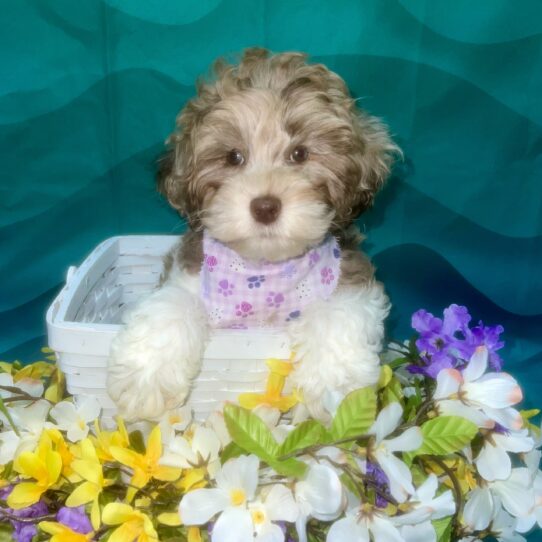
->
[107,48,399,421]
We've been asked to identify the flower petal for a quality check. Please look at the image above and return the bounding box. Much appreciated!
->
[180,488,229,525]
[494,431,534,454]
[215,455,259,500]
[385,427,423,453]
[464,373,522,409]
[483,407,524,431]
[370,514,405,542]
[438,399,493,428]
[265,484,298,523]
[371,402,403,444]
[75,395,101,423]
[434,369,462,400]
[102,503,136,525]
[211,507,253,542]
[463,487,494,531]
[476,441,511,481]
[328,517,369,542]
[7,482,45,509]
[462,346,488,383]
[492,468,536,518]
[400,521,436,542]
[295,464,343,519]
[376,450,414,503]
[192,426,221,463]
[66,481,99,507]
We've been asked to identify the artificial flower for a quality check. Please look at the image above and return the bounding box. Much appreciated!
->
[369,402,423,503]
[180,454,260,541]
[7,433,62,509]
[239,358,297,412]
[66,438,115,529]
[434,346,523,430]
[49,396,101,442]
[516,470,542,533]
[248,484,299,542]
[39,521,93,542]
[294,463,344,542]
[56,505,93,534]
[110,425,181,502]
[157,404,192,443]
[0,371,44,401]
[0,486,48,542]
[92,417,130,462]
[475,426,534,481]
[102,503,159,542]
[327,497,403,542]
[161,424,221,477]
[0,400,51,464]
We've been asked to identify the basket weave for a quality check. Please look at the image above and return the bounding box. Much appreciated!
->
[46,236,290,421]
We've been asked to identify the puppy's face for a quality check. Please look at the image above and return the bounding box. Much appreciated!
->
[160,49,398,261]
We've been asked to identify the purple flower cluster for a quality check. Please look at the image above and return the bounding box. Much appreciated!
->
[366,461,392,508]
[0,486,48,542]
[57,506,93,534]
[410,304,504,378]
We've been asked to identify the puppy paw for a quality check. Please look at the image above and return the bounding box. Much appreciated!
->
[288,283,389,421]
[107,284,208,421]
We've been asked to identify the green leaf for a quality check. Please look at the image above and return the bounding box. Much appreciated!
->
[330,387,376,440]
[278,420,329,457]
[223,404,307,478]
[224,404,279,456]
[0,523,13,542]
[414,416,478,457]
[380,376,404,408]
[433,516,453,542]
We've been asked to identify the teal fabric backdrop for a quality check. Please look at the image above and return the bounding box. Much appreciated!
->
[1,0,541,454]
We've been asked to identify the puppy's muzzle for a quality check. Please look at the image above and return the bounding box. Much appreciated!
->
[250,195,282,224]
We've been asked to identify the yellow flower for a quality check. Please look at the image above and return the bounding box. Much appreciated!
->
[93,418,130,462]
[239,356,297,412]
[66,438,115,529]
[102,503,159,542]
[39,521,93,542]
[45,428,80,481]
[0,361,13,374]
[176,467,207,492]
[157,512,182,526]
[188,527,202,542]
[14,361,55,381]
[110,425,181,502]
[8,433,62,509]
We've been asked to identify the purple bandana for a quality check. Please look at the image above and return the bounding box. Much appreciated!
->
[200,231,341,329]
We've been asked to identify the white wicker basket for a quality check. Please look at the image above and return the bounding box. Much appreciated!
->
[46,236,290,421]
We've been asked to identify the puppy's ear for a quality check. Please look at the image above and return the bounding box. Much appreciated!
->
[350,110,401,215]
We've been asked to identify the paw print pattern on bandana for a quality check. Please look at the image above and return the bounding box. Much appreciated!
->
[266,292,285,308]
[308,250,321,267]
[320,266,335,285]
[235,302,255,318]
[247,275,266,289]
[205,254,218,272]
[217,279,234,297]
[200,231,340,329]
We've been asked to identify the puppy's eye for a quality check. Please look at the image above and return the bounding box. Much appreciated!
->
[226,149,245,166]
[290,145,309,163]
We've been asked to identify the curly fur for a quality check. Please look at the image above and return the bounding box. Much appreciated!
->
[108,48,399,421]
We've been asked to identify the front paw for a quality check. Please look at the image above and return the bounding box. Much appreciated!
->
[107,285,208,421]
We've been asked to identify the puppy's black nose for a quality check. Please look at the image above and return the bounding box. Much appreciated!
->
[250,196,282,225]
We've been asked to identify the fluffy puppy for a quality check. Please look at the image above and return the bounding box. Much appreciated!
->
[107,48,399,421]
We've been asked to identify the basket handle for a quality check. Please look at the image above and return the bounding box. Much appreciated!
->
[66,265,78,284]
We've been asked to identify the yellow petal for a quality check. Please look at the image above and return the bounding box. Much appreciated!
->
[157,512,182,526]
[108,522,141,542]
[131,468,151,489]
[274,395,298,412]
[102,503,136,525]
[145,426,162,465]
[188,527,202,542]
[71,458,103,486]
[378,365,393,389]
[154,466,182,482]
[45,449,62,485]
[66,481,99,507]
[265,358,293,376]
[39,521,65,535]
[179,468,207,492]
[110,446,141,470]
[91,497,101,531]
[80,438,99,463]
[7,482,45,509]
[14,451,47,481]
[0,361,13,374]
[238,393,267,409]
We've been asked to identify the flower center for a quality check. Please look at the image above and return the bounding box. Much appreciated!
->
[251,509,266,525]
[78,419,86,430]
[230,488,246,506]
[169,414,182,425]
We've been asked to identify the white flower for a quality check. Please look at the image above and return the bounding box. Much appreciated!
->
[516,470,542,533]
[463,469,535,530]
[180,454,260,541]
[157,405,192,443]
[491,508,527,542]
[49,395,101,442]
[400,521,438,542]
[392,474,455,526]
[205,410,232,448]
[295,463,344,542]
[475,428,534,481]
[0,400,51,463]
[248,484,299,542]
[161,425,222,477]
[434,346,523,431]
[369,402,423,503]
[327,498,404,542]
[0,372,44,401]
